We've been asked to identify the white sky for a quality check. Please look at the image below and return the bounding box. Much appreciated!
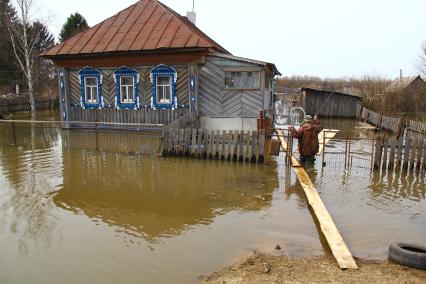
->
[32,0,426,79]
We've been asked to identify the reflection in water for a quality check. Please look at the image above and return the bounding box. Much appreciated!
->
[55,146,276,242]
[2,118,320,284]
[0,114,425,283]
[0,122,62,254]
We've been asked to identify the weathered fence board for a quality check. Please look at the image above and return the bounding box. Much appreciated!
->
[0,96,58,115]
[162,128,266,163]
[373,134,426,174]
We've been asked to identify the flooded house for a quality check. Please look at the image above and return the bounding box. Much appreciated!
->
[41,0,280,131]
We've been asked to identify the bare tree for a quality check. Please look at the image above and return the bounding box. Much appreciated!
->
[418,42,426,78]
[6,0,43,113]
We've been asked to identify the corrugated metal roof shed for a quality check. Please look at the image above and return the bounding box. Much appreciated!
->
[42,0,229,57]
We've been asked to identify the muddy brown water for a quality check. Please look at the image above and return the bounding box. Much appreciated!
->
[0,112,424,284]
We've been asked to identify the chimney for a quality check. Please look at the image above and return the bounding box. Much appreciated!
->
[187,11,196,25]
[186,0,196,25]
[400,69,403,81]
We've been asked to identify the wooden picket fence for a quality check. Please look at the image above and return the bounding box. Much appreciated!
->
[407,120,426,138]
[162,128,266,163]
[0,95,58,115]
[357,105,426,138]
[373,135,426,173]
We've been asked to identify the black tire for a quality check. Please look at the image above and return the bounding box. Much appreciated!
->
[388,242,426,270]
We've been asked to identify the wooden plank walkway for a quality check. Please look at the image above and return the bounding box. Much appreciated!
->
[317,129,339,155]
[356,122,376,131]
[277,130,358,270]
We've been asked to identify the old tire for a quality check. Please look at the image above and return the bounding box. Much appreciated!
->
[388,242,426,270]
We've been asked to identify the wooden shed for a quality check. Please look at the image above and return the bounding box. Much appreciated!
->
[41,0,280,131]
[300,87,362,118]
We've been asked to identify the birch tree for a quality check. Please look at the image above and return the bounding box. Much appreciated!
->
[6,0,43,112]
[418,42,426,78]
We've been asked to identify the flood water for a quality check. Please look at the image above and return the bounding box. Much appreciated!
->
[0,113,425,284]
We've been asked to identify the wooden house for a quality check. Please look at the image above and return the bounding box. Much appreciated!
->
[385,75,424,94]
[41,0,280,131]
[300,87,362,118]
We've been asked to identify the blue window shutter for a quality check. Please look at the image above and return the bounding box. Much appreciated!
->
[78,67,103,109]
[150,64,178,110]
[113,66,140,110]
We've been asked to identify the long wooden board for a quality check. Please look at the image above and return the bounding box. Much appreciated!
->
[278,130,358,270]
[317,129,339,155]
[357,122,376,131]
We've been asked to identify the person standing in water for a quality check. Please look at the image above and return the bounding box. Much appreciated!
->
[289,114,323,164]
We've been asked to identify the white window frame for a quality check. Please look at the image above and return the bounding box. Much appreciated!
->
[120,76,135,104]
[224,71,261,90]
[156,76,172,104]
[84,77,98,104]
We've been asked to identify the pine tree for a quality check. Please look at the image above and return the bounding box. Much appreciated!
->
[0,0,22,90]
[31,21,55,95]
[59,12,89,42]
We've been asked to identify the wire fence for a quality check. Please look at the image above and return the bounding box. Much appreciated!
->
[0,120,161,156]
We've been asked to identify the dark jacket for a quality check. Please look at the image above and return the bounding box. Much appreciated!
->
[292,119,323,157]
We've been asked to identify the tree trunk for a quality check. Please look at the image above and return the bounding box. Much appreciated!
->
[26,56,35,114]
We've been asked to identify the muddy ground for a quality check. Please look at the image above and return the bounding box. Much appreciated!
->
[201,254,426,284]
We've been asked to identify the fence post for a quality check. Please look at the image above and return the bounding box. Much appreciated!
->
[373,135,382,170]
[402,136,411,171]
[396,117,406,139]
[322,131,326,167]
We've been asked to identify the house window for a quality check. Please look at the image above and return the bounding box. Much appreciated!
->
[85,77,98,103]
[120,76,134,103]
[150,64,178,110]
[114,67,140,110]
[156,76,172,104]
[224,71,260,89]
[79,67,103,109]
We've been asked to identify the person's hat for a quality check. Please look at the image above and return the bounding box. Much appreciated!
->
[303,115,313,124]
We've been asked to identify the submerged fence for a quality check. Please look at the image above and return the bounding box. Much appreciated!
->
[0,120,161,155]
[162,128,266,163]
[373,135,426,174]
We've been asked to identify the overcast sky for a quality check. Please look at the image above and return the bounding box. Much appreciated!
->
[33,0,426,79]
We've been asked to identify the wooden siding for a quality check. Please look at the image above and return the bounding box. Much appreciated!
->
[199,61,222,116]
[302,89,361,118]
[198,56,266,118]
[242,90,263,117]
[68,106,187,125]
[68,65,189,108]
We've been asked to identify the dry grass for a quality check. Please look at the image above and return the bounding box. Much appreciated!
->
[201,254,426,284]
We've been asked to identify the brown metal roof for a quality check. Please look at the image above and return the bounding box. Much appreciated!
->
[43,0,230,57]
